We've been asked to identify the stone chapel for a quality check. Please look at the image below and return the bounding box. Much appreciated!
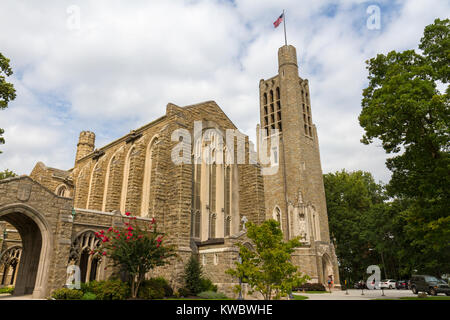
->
[0,45,340,298]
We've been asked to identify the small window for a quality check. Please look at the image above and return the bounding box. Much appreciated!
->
[271,146,279,165]
[57,185,67,197]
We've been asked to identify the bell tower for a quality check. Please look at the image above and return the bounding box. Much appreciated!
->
[258,44,340,286]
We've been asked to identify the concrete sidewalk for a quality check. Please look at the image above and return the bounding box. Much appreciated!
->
[294,289,418,300]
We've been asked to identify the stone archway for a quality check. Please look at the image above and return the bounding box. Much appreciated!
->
[0,204,52,299]
[321,253,334,287]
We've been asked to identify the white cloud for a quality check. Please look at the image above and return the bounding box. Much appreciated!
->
[0,0,448,184]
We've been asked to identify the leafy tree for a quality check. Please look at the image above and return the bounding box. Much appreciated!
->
[0,169,17,180]
[226,220,309,300]
[0,53,17,153]
[93,213,177,298]
[358,18,449,276]
[324,170,388,284]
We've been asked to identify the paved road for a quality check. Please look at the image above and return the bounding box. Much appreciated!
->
[0,294,35,300]
[294,289,420,300]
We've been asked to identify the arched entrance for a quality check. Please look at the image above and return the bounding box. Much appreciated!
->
[321,254,334,287]
[0,204,52,298]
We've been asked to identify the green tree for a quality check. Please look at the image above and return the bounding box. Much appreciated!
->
[358,18,449,275]
[226,220,309,300]
[0,169,17,180]
[93,213,177,298]
[0,53,17,153]
[324,170,388,284]
[184,255,202,295]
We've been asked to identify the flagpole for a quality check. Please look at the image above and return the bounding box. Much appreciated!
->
[283,9,287,46]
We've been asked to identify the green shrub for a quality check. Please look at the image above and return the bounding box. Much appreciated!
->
[87,280,130,300]
[199,278,217,292]
[138,277,173,299]
[178,287,191,297]
[52,288,84,300]
[82,292,97,300]
[184,256,202,294]
[0,287,14,294]
[197,291,228,299]
[294,283,326,292]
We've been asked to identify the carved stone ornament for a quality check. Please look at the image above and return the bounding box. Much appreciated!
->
[17,183,32,201]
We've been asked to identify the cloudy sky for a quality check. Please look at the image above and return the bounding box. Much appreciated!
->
[0,0,448,183]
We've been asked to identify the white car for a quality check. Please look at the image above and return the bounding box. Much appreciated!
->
[379,279,397,289]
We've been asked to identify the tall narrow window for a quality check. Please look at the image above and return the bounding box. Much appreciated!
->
[141,138,158,217]
[209,213,216,239]
[194,211,201,238]
[225,216,231,237]
[210,163,216,213]
[274,207,282,231]
[120,146,135,213]
[224,166,231,236]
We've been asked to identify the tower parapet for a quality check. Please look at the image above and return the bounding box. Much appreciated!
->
[75,131,95,163]
[278,45,298,71]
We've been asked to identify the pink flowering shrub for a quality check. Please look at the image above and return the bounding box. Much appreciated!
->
[92,213,176,298]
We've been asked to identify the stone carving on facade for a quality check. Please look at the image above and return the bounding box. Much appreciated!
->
[17,183,32,201]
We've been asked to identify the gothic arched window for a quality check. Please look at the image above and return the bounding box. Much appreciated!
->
[141,137,158,217]
[69,231,102,283]
[56,185,68,197]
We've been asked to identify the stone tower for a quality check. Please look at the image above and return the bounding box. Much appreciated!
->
[75,131,95,163]
[259,45,339,285]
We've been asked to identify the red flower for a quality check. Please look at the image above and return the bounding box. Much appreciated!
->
[156,243,160,248]
[138,235,143,239]
[151,218,156,224]
[108,227,113,232]
[157,237,162,243]
[102,251,107,256]
[100,230,104,234]
[125,212,131,216]
[127,226,133,231]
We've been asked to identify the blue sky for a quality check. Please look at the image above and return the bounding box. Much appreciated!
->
[0,0,449,183]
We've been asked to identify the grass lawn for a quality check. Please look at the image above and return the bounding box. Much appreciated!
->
[295,291,328,294]
[293,295,309,300]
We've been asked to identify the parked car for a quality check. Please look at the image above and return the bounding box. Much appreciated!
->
[379,279,397,289]
[396,280,409,290]
[354,280,367,289]
[410,275,450,296]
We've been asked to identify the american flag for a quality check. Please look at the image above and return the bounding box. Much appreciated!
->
[273,13,284,28]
